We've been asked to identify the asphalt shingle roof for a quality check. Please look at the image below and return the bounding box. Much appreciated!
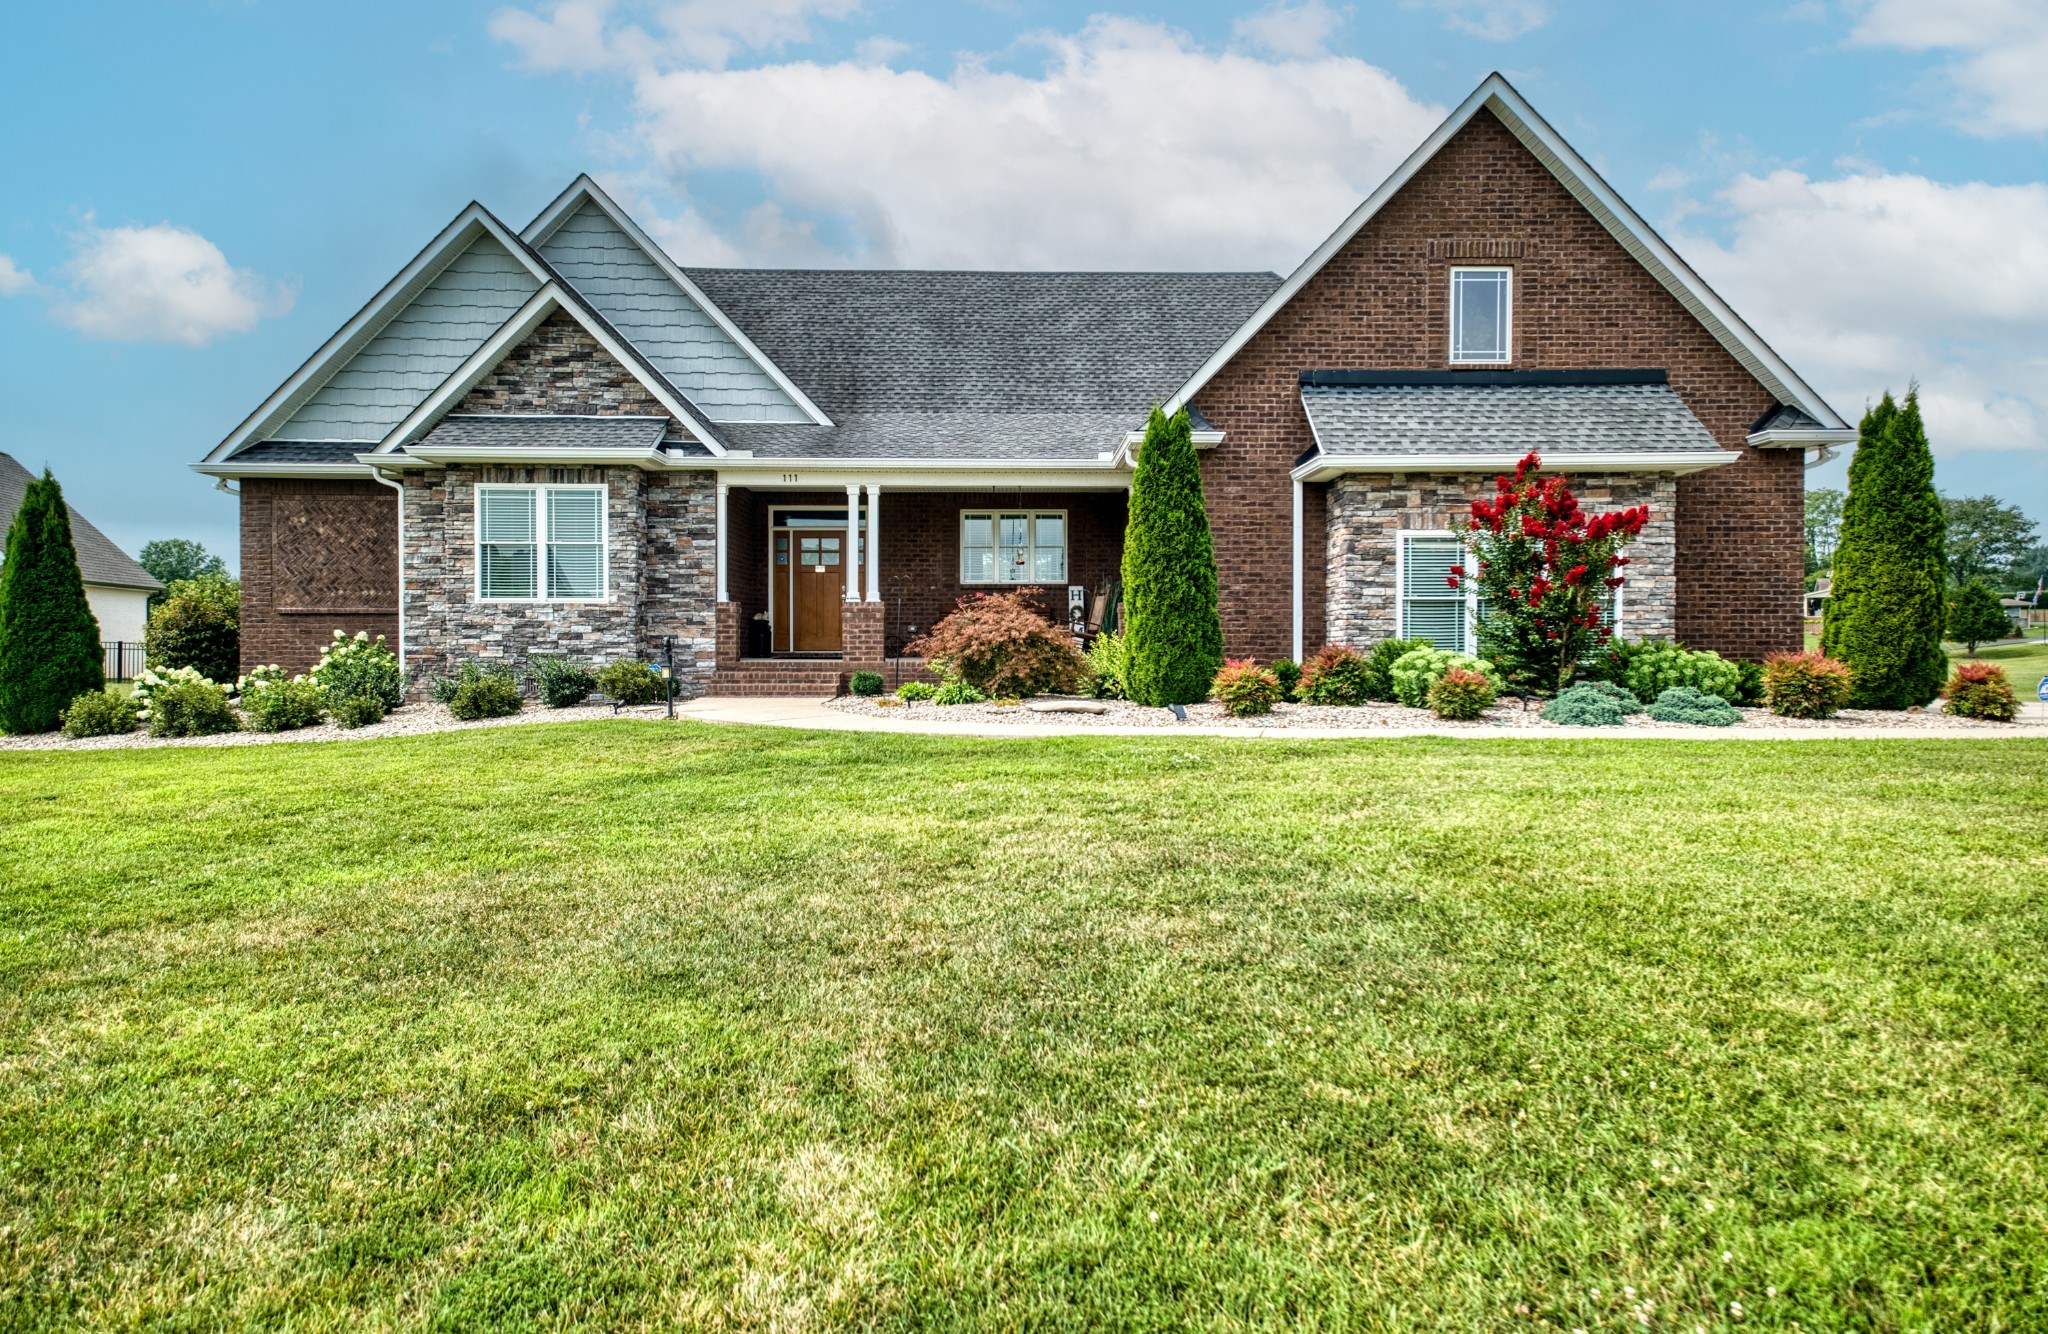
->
[684,268,1280,458]
[421,415,672,450]
[1299,380,1724,458]
[1750,403,1826,433]
[0,452,161,591]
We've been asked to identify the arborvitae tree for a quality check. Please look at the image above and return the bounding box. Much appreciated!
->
[0,469,105,733]
[1822,390,1949,708]
[1947,581,2014,654]
[1121,406,1223,706]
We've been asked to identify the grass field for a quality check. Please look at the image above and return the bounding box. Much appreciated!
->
[3,724,2045,1330]
[1959,638,2048,700]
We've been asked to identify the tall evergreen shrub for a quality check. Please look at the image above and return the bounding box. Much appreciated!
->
[0,469,105,733]
[1822,391,1948,708]
[1121,406,1223,706]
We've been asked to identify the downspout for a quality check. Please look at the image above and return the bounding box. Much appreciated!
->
[1804,445,1840,470]
[1291,477,1304,663]
[370,467,406,677]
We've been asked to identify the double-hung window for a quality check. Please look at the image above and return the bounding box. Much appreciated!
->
[960,511,1066,584]
[477,484,606,601]
[1449,265,1512,364]
[1399,532,1472,652]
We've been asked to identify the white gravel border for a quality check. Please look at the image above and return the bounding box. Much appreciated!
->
[0,700,677,754]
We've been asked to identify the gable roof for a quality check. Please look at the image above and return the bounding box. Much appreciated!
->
[367,282,729,456]
[0,453,161,592]
[524,176,830,426]
[204,205,554,463]
[1165,73,1850,434]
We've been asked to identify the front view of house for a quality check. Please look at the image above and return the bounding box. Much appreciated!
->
[196,74,1854,696]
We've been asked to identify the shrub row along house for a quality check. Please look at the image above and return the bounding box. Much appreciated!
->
[195,75,1852,696]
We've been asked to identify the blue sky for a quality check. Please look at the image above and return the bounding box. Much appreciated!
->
[3,0,2044,565]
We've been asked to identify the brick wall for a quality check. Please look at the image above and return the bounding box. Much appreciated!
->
[1325,471,1676,648]
[1192,106,1799,661]
[238,478,398,674]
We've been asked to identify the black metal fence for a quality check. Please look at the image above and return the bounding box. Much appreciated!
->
[103,641,146,682]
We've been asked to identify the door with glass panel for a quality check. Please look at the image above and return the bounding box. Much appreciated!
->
[770,520,847,653]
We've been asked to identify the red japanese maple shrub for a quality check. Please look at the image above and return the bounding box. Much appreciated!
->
[1454,452,1650,696]
[906,590,1088,698]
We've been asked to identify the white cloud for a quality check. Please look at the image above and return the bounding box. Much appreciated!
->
[51,222,293,346]
[1409,0,1549,41]
[1233,0,1346,58]
[491,0,862,72]
[611,16,1441,271]
[1675,168,2048,453]
[0,254,35,297]
[1849,0,2048,136]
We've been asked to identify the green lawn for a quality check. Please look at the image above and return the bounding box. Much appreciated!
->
[3,725,2045,1330]
[1955,637,2048,700]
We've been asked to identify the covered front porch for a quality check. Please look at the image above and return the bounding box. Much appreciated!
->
[707,471,1129,694]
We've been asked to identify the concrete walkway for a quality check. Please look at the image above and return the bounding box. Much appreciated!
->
[678,696,2048,741]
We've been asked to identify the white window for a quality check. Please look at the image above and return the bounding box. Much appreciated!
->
[960,511,1066,584]
[1449,266,1512,364]
[477,485,606,601]
[1399,532,1472,652]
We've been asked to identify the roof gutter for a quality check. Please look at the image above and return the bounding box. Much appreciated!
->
[190,461,371,480]
[1291,449,1741,484]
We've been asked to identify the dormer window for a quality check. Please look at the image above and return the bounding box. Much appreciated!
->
[1449,266,1512,364]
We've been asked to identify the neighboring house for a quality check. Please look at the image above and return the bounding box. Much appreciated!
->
[0,451,162,648]
[1806,575,1830,620]
[194,74,1854,696]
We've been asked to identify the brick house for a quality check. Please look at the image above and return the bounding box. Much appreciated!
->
[196,75,1853,695]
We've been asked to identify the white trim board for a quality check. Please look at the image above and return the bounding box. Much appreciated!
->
[369,284,727,456]
[204,204,554,465]
[1293,450,1739,483]
[523,175,833,427]
[1163,73,1848,433]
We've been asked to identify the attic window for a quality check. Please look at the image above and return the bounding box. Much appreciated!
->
[1449,266,1512,365]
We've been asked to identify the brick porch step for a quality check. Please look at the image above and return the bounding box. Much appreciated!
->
[705,661,847,697]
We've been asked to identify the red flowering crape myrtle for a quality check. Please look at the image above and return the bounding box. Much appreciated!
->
[1452,452,1649,696]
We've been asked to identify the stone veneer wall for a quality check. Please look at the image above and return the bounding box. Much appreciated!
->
[398,463,717,695]
[1325,472,1677,648]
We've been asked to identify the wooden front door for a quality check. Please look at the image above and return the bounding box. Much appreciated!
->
[772,528,846,652]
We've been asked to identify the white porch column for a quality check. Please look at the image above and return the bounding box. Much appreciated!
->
[864,482,882,602]
[1291,477,1304,662]
[844,482,862,601]
[714,480,729,602]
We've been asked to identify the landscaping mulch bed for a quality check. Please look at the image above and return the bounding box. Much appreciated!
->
[0,700,676,752]
[826,695,2028,731]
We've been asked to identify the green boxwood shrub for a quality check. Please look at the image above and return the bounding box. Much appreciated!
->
[428,660,519,704]
[310,631,404,710]
[896,680,938,702]
[1211,659,1282,717]
[932,675,987,706]
[60,689,140,738]
[1389,648,1501,709]
[848,671,884,697]
[239,669,327,732]
[1362,637,1430,702]
[1268,657,1301,702]
[144,576,240,686]
[330,692,388,729]
[1646,685,1740,726]
[595,659,666,706]
[135,666,238,737]
[1297,645,1373,706]
[528,654,596,708]
[1732,660,1767,707]
[1616,640,1742,705]
[1085,628,1127,700]
[449,673,522,720]
[1427,666,1498,720]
